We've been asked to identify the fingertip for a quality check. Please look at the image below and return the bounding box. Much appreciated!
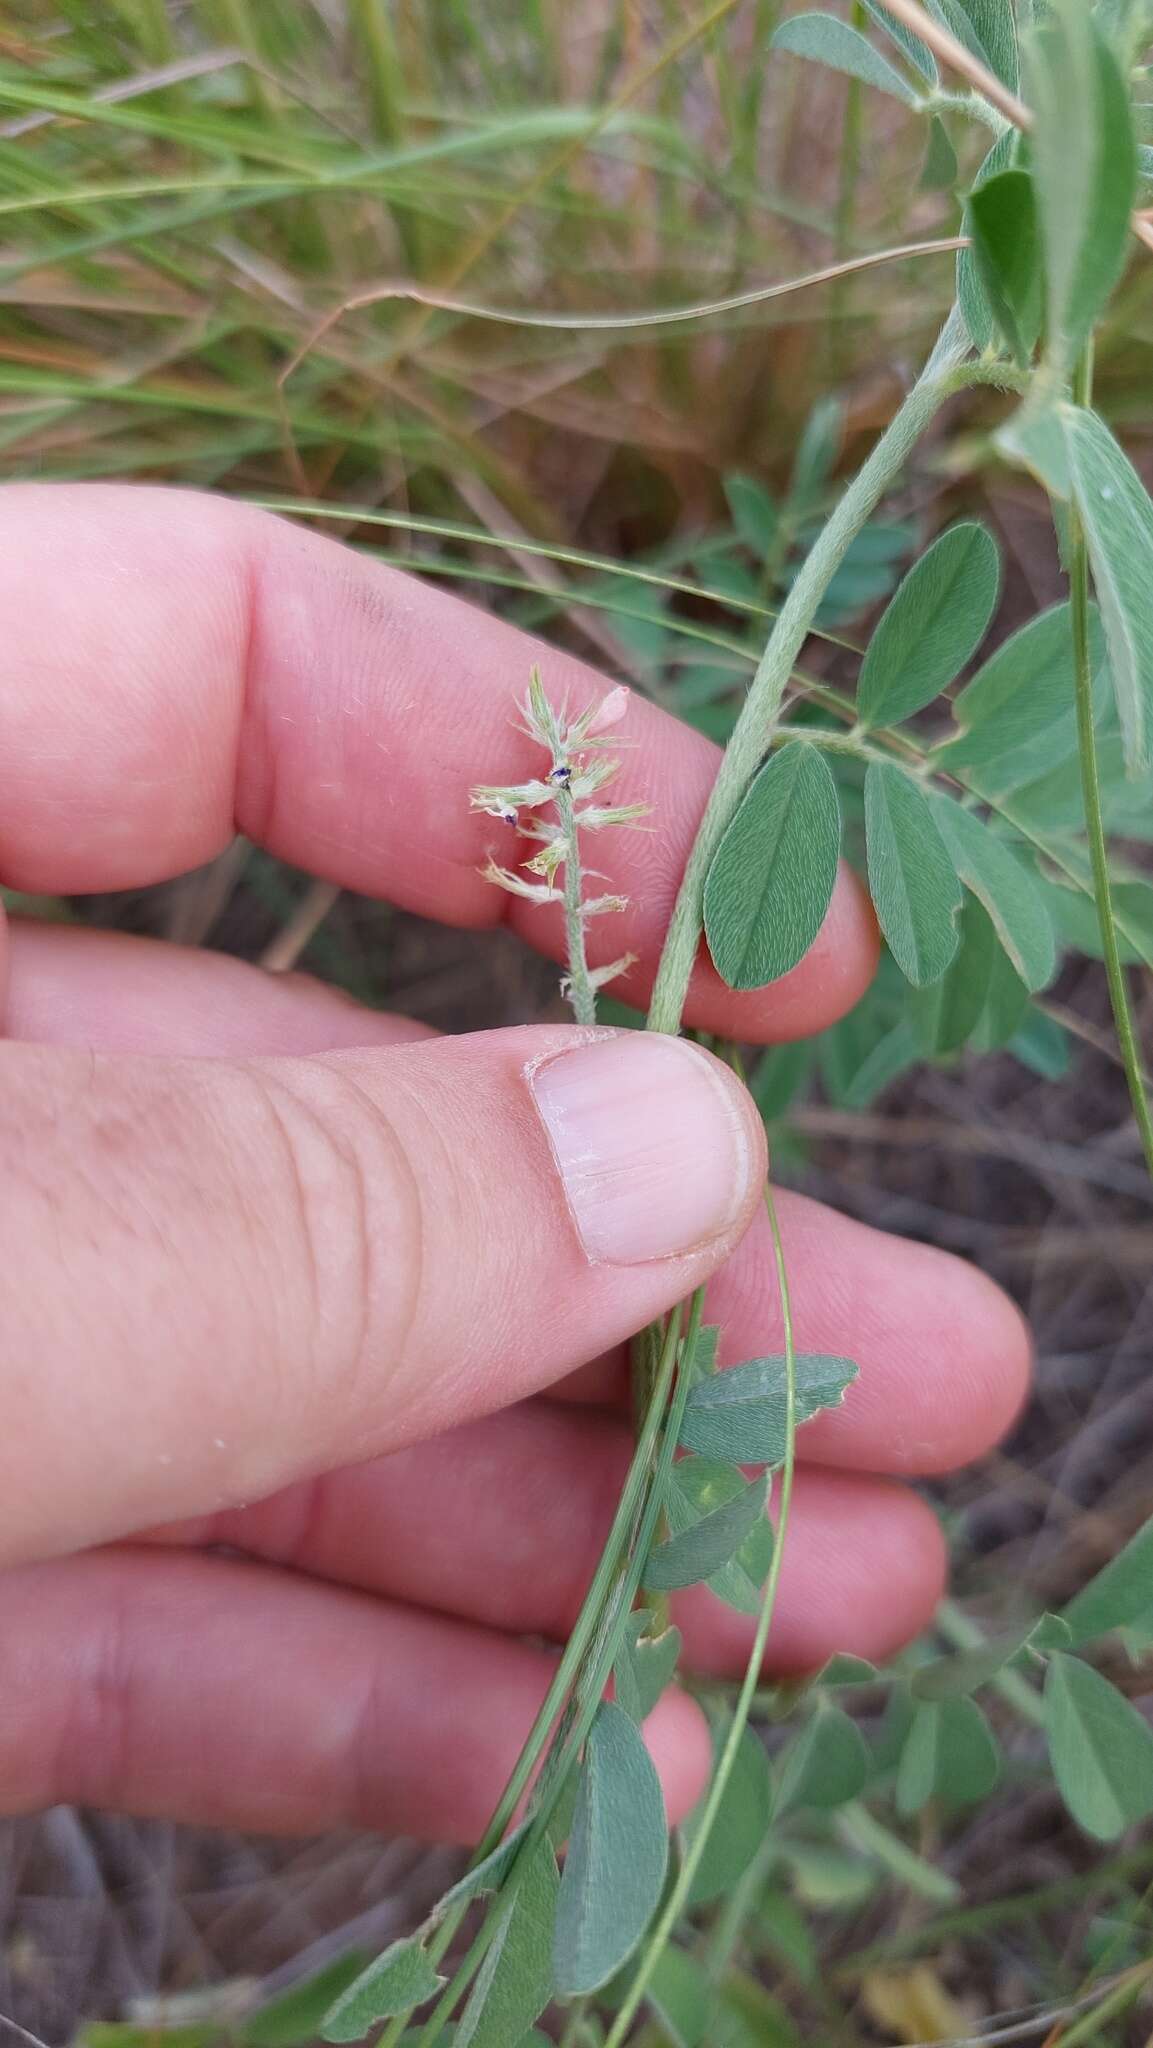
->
[641,1684,713,1827]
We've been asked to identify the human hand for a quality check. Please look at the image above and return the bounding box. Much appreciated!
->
[0,486,1030,1844]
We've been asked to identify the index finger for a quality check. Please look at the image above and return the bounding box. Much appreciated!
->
[0,483,876,1039]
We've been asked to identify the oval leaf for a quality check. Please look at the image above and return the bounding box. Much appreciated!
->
[1028,3,1135,365]
[1044,1653,1153,1840]
[929,797,1055,992]
[553,1701,668,1995]
[857,523,1001,729]
[910,892,998,1056]
[896,1697,999,1816]
[679,1354,858,1466]
[682,1720,774,1907]
[455,1836,559,2048]
[645,1466,769,1591]
[1065,406,1153,775]
[613,1618,683,1724]
[771,12,920,103]
[864,762,962,987]
[969,168,1041,367]
[1063,1513,1153,1645]
[862,0,938,81]
[941,600,1106,797]
[777,1698,869,1814]
[931,0,1017,87]
[322,1939,443,2042]
[704,743,841,991]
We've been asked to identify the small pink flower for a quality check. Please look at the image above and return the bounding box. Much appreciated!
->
[585,685,630,735]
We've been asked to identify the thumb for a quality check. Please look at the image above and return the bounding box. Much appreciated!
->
[2,1025,763,1565]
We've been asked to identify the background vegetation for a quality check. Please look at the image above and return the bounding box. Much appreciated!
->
[2,0,1153,2041]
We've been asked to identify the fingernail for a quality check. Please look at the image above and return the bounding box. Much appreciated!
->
[530,1033,756,1265]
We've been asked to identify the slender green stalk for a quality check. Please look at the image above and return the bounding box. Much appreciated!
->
[1067,348,1153,1183]
[602,1181,798,2048]
[411,1302,702,2048]
[646,311,969,1034]
[555,780,596,1025]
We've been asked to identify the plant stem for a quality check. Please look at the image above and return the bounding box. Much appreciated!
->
[645,310,969,1035]
[603,1180,798,2048]
[1067,346,1153,1182]
[556,780,596,1025]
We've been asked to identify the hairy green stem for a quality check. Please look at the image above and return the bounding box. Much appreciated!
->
[556,780,596,1025]
[645,310,969,1035]
[603,1181,798,2048]
[1067,349,1153,1182]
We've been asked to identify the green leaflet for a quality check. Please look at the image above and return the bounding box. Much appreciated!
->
[553,1701,668,1995]
[613,1616,683,1724]
[770,12,921,104]
[679,1353,858,1466]
[929,0,1018,86]
[682,1721,774,1907]
[968,168,1041,367]
[958,129,1017,351]
[645,1945,710,2048]
[896,1697,1000,1815]
[864,762,962,987]
[1063,1512,1153,1644]
[1064,406,1153,775]
[1010,1009,1071,1080]
[723,473,777,555]
[751,1040,814,1123]
[1027,0,1135,365]
[703,743,841,990]
[910,893,998,1056]
[920,115,958,190]
[651,1457,774,1614]
[645,1463,769,1591]
[322,1938,443,2041]
[911,1618,1055,1700]
[861,0,938,81]
[433,1821,535,1923]
[244,1957,371,2047]
[969,936,1030,1050]
[777,1698,869,1814]
[856,523,1001,730]
[929,796,1056,992]
[940,600,1106,797]
[1044,1654,1153,1840]
[454,1835,559,2048]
